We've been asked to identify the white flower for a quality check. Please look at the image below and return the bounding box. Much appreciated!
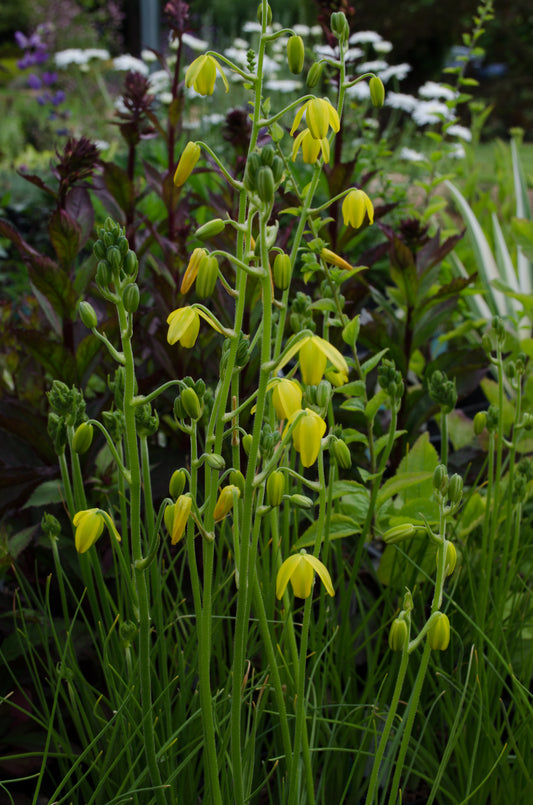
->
[149,70,170,94]
[113,55,149,75]
[182,33,209,51]
[232,37,249,49]
[114,97,128,114]
[363,118,379,129]
[448,143,466,159]
[349,31,383,45]
[94,140,110,151]
[223,46,249,67]
[357,59,389,73]
[418,81,457,101]
[384,91,419,113]
[447,124,472,141]
[293,24,310,35]
[399,147,427,162]
[141,49,157,62]
[54,48,91,67]
[412,99,454,126]
[265,78,302,92]
[201,113,225,126]
[159,91,173,104]
[242,21,262,32]
[310,26,322,37]
[374,40,393,54]
[378,63,412,83]
[85,49,110,61]
[314,44,337,58]
[345,47,364,60]
[345,81,371,100]
[262,55,281,73]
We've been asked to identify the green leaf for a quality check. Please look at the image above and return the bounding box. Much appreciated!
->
[23,481,64,509]
[377,471,435,510]
[365,389,388,422]
[360,348,389,377]
[49,209,82,267]
[293,513,362,550]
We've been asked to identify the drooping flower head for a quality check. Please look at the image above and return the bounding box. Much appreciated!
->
[290,97,340,140]
[166,305,224,348]
[299,335,349,386]
[285,407,327,467]
[291,128,330,164]
[185,54,229,96]
[271,378,303,420]
[72,509,121,554]
[342,189,374,229]
[276,549,334,599]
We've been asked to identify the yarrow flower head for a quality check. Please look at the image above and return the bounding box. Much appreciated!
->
[185,54,229,96]
[290,97,340,140]
[72,509,121,554]
[276,549,334,599]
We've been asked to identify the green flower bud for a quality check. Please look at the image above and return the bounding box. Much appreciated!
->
[289,493,314,509]
[107,245,122,271]
[389,617,409,651]
[123,283,140,313]
[257,1,272,26]
[42,512,62,540]
[273,253,292,290]
[267,470,286,506]
[169,469,187,499]
[442,541,457,576]
[242,434,253,455]
[117,236,129,256]
[486,404,499,432]
[270,155,284,184]
[382,523,416,544]
[205,452,225,470]
[243,151,262,191]
[79,300,98,329]
[181,387,202,420]
[195,218,226,239]
[287,34,305,74]
[481,333,493,356]
[315,379,332,410]
[93,239,106,260]
[124,249,138,277]
[473,411,487,435]
[433,464,448,495]
[230,470,245,496]
[96,260,112,287]
[448,474,463,506]
[428,612,451,651]
[260,145,274,166]
[256,165,275,204]
[196,255,219,298]
[119,619,138,648]
[72,422,93,454]
[306,61,323,89]
[331,437,352,469]
[369,75,385,107]
[330,11,350,43]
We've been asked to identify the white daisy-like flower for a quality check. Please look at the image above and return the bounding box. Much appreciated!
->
[345,47,364,60]
[265,78,302,92]
[357,59,389,73]
[447,124,472,141]
[412,99,454,126]
[182,33,209,51]
[310,26,322,37]
[314,44,337,59]
[158,91,173,104]
[418,81,457,101]
[93,140,110,151]
[384,91,419,113]
[349,31,383,45]
[374,40,393,54]
[113,55,149,75]
[399,147,427,162]
[54,49,91,67]
[149,70,170,94]
[232,37,249,49]
[378,63,411,83]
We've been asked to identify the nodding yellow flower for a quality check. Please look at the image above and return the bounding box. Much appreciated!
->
[167,307,200,348]
[185,54,229,96]
[291,128,330,164]
[271,378,302,420]
[290,97,340,140]
[320,248,353,272]
[72,509,121,554]
[213,484,240,521]
[428,612,451,651]
[299,335,348,387]
[165,494,193,545]
[180,248,208,294]
[174,141,201,187]
[342,189,374,229]
[286,407,327,467]
[276,549,334,599]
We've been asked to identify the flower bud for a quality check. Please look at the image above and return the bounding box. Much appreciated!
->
[369,75,385,107]
[267,470,286,506]
[107,245,122,271]
[442,541,457,576]
[72,422,93,454]
[428,612,450,651]
[315,379,332,409]
[473,411,487,435]
[165,494,193,544]
[229,470,245,496]
[174,141,201,187]
[169,469,187,499]
[330,11,350,43]
[287,35,305,74]
[205,452,225,471]
[196,255,219,298]
[273,253,292,290]
[257,1,272,26]
[117,236,129,256]
[79,301,98,329]
[289,493,314,509]
[382,523,416,544]
[271,155,284,184]
[389,618,409,652]
[124,250,138,277]
[213,484,240,520]
[256,165,275,204]
[242,434,253,455]
[331,437,352,469]
[96,260,112,287]
[181,387,202,420]
[123,283,140,313]
[195,218,226,239]
[448,474,463,506]
[433,464,448,495]
[93,239,106,260]
[306,62,323,89]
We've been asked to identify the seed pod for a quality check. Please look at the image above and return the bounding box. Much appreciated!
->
[267,470,286,507]
[287,35,305,74]
[205,452,225,470]
[196,255,219,298]
[79,301,98,329]
[169,469,187,499]
[389,618,409,651]
[256,165,275,204]
[273,253,292,290]
[72,422,93,454]
[123,283,140,313]
[181,387,202,420]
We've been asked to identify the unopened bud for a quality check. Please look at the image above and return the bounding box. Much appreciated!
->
[72,422,93,454]
[433,464,448,495]
[289,493,313,509]
[448,474,463,506]
[331,437,352,469]
[169,469,187,499]
[369,75,385,107]
[330,11,350,42]
[473,411,487,435]
[388,617,409,651]
[306,61,323,89]
[382,523,416,544]
[124,250,138,277]
[287,35,305,74]
[123,283,140,313]
[181,387,202,420]
[428,612,451,651]
[229,470,245,496]
[79,301,98,329]
[273,253,292,290]
[442,541,457,576]
[205,452,225,471]
[242,434,253,455]
[213,484,240,520]
[195,218,226,239]
[267,470,286,507]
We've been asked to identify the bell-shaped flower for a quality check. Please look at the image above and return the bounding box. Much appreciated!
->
[167,305,224,348]
[286,407,327,467]
[213,484,241,521]
[291,128,330,164]
[185,54,229,96]
[276,549,334,599]
[174,141,201,187]
[299,335,348,387]
[180,248,208,294]
[290,97,340,140]
[342,189,374,229]
[73,508,121,554]
[165,494,193,545]
[271,378,302,420]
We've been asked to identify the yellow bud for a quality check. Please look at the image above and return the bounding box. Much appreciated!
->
[213,485,240,521]
[174,141,201,187]
[271,378,302,420]
[428,612,451,651]
[342,189,374,229]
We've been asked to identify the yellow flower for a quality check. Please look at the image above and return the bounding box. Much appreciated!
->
[286,407,327,467]
[428,612,451,651]
[291,128,330,164]
[72,509,121,554]
[167,307,200,348]
[342,189,374,229]
[174,141,201,187]
[165,494,193,545]
[290,97,340,140]
[320,248,353,272]
[213,484,240,521]
[271,378,302,420]
[299,335,348,386]
[276,549,334,599]
[185,54,229,96]
[180,248,208,294]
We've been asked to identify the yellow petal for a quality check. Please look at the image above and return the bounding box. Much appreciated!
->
[272,378,302,420]
[167,307,200,347]
[289,555,314,598]
[180,248,207,294]
[276,554,302,599]
[299,338,327,385]
[311,336,349,376]
[304,554,335,596]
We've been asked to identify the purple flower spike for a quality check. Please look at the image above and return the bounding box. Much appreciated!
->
[42,71,58,86]
[34,48,49,65]
[27,73,42,89]
[14,31,29,49]
[52,90,65,106]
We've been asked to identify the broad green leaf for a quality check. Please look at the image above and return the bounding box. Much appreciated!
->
[377,471,434,509]
[293,513,362,550]
[365,389,388,422]
[360,348,389,377]
[23,481,64,509]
